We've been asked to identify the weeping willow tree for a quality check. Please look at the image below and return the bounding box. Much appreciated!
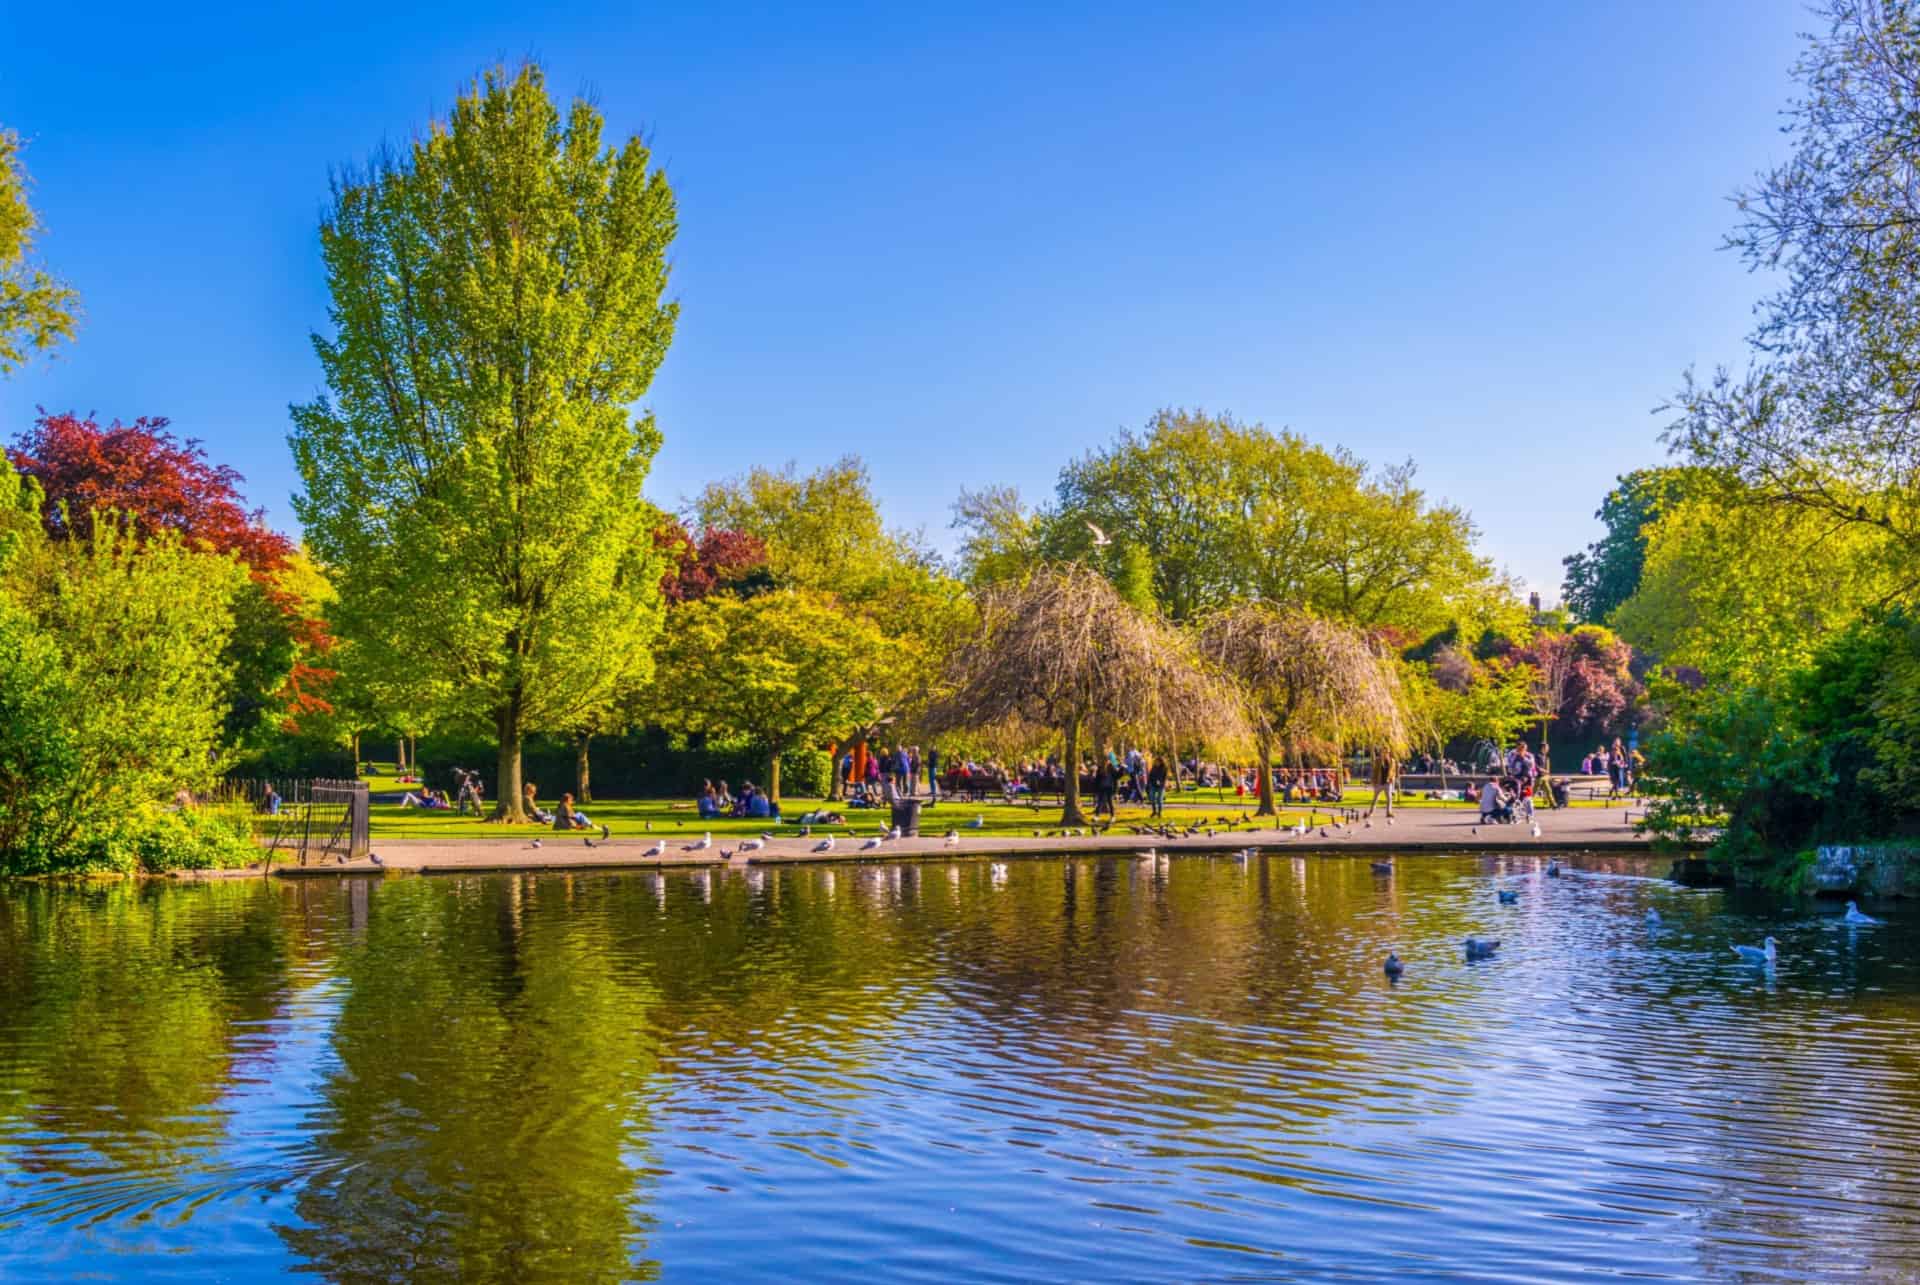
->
[923,565,1246,825]
[1197,603,1410,816]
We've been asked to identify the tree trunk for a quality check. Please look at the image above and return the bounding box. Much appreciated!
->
[396,737,407,772]
[1060,714,1089,826]
[575,733,592,803]
[1254,735,1276,816]
[350,731,360,775]
[767,747,782,804]
[491,699,525,823]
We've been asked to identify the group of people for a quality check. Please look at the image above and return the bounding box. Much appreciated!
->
[698,779,778,819]
[838,745,942,802]
[1581,739,1640,798]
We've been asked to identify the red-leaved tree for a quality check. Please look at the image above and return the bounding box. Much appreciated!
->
[11,411,335,731]
[654,518,770,602]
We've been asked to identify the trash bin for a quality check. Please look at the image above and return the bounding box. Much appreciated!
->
[890,798,924,837]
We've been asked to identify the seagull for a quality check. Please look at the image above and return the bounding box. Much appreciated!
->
[1844,901,1882,925]
[1085,520,1112,547]
[529,838,543,850]
[1497,889,1518,904]
[643,839,667,858]
[1530,822,1542,838]
[1645,908,1662,926]
[969,815,985,829]
[888,826,903,840]
[691,832,713,851]
[860,836,884,850]
[1464,936,1501,961]
[1384,952,1405,979]
[944,829,959,846]
[813,835,836,853]
[1731,936,1779,966]
[741,837,765,852]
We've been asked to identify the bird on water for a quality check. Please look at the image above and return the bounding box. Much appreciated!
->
[1845,901,1882,925]
[1384,952,1405,979]
[1731,936,1779,966]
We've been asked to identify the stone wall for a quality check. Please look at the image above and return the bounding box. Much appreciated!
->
[1813,843,1920,897]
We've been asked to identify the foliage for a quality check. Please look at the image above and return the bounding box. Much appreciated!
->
[1506,624,1641,765]
[924,565,1248,823]
[693,457,901,593]
[1611,491,1901,686]
[0,126,78,374]
[1409,648,1535,760]
[1560,468,1701,622]
[650,589,902,801]
[1197,604,1410,813]
[654,519,771,602]
[290,63,677,821]
[1665,1,1920,571]
[0,515,244,874]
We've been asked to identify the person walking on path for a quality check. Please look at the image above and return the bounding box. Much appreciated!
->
[1366,753,1397,818]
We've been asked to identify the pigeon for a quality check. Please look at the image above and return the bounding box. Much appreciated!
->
[1497,889,1519,904]
[529,838,543,850]
[645,820,652,832]
[643,839,667,858]
[1731,936,1779,966]
[1844,901,1882,925]
[369,852,385,868]
[583,835,596,848]
[813,836,836,853]
[1085,520,1112,547]
[1383,952,1405,979]
[719,848,734,861]
[888,826,903,840]
[1464,936,1501,961]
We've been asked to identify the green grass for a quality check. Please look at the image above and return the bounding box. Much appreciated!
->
[364,785,1628,842]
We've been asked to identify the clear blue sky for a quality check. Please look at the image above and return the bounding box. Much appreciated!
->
[1,0,1803,599]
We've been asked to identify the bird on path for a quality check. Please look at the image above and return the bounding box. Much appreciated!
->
[860,836,884,851]
[529,838,543,850]
[583,835,597,848]
[643,839,667,858]
[888,825,903,840]
[369,852,385,868]
[600,823,611,843]
[813,836,836,853]
[1731,936,1779,966]
[1497,889,1519,905]
[690,832,712,851]
[1384,953,1405,979]
[1845,901,1882,925]
[719,848,734,861]
[741,837,765,852]
[1085,520,1113,547]
[1464,936,1501,961]
[1530,822,1542,838]
[944,829,959,846]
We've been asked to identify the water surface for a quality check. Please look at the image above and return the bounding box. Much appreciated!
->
[2,854,1918,1281]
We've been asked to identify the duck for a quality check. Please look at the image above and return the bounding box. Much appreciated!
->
[1384,952,1405,979]
[1464,936,1501,961]
[1731,936,1779,966]
[1844,901,1882,925]
[1497,889,1519,905]
[1546,860,1561,878]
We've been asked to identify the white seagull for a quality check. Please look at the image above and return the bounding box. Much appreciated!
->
[1085,521,1112,547]
[1844,901,1882,925]
[1731,936,1779,966]
[741,837,765,852]
[944,829,959,846]
[643,838,666,858]
[860,836,884,850]
[689,832,712,851]
[813,835,836,853]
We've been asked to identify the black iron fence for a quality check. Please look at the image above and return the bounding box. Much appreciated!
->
[217,778,370,867]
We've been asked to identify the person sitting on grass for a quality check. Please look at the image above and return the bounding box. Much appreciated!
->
[523,782,554,825]
[697,780,719,819]
[553,792,594,831]
[260,784,282,816]
[715,780,735,813]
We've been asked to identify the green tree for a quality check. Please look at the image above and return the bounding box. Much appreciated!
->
[651,589,899,801]
[1561,468,1700,622]
[290,64,677,821]
[0,127,78,374]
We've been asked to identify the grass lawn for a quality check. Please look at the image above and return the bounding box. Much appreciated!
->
[364,784,1630,842]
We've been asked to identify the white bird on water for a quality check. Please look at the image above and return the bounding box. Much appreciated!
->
[1731,936,1779,966]
[1845,901,1882,925]
[1085,521,1113,547]
[1645,908,1662,926]
[990,862,1009,884]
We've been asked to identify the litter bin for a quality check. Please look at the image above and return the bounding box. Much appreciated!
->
[890,798,924,837]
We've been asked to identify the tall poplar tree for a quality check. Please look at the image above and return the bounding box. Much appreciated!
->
[291,64,677,820]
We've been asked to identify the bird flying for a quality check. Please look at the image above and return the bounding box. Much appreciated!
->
[1085,521,1112,547]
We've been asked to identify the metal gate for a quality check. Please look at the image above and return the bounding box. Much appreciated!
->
[229,778,371,867]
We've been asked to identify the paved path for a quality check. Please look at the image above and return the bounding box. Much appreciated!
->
[196,802,1674,879]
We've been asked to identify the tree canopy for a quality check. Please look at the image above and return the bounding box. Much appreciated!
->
[0,126,78,375]
[290,63,678,820]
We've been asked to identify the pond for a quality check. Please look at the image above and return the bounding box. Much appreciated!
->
[2,854,1918,1281]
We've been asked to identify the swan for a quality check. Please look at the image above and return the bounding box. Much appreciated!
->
[1844,901,1882,925]
[1731,936,1779,966]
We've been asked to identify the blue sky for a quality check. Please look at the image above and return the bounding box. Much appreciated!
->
[1,0,1803,598]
